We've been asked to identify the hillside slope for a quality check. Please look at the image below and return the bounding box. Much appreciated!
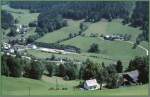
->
[0,76,148,96]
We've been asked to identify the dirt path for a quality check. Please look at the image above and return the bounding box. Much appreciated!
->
[124,41,148,56]
[99,37,148,56]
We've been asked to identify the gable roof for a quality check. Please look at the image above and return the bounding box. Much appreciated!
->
[125,70,139,82]
[85,79,98,87]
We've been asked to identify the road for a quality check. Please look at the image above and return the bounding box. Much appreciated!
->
[99,37,148,56]
[123,41,148,56]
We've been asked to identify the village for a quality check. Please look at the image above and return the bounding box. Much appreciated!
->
[1,1,148,96]
[1,21,147,91]
[1,35,143,91]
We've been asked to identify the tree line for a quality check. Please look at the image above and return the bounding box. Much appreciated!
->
[8,1,133,37]
[1,53,149,89]
[2,1,149,43]
[124,1,149,42]
[9,1,132,21]
[1,10,14,29]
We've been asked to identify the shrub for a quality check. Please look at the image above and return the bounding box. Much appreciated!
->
[88,43,99,53]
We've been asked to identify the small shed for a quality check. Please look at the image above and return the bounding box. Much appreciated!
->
[84,79,100,90]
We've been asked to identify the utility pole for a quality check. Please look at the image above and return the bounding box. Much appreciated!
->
[56,78,58,90]
[28,87,30,96]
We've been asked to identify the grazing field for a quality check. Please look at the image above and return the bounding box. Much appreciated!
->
[27,18,147,67]
[1,76,148,96]
[61,36,146,60]
[2,5,39,25]
[140,41,149,50]
[36,19,81,43]
[26,49,115,65]
[1,3,149,97]
[83,19,142,42]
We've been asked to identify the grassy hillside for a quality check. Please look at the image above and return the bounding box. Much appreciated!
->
[26,49,115,65]
[36,19,81,43]
[2,5,39,25]
[140,41,149,50]
[1,76,148,96]
[1,76,49,95]
[34,19,147,67]
[2,5,38,43]
[84,19,142,42]
[61,36,146,60]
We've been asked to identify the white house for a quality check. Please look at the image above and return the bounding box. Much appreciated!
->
[15,24,22,33]
[84,79,100,90]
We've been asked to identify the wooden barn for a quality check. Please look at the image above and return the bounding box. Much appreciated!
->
[122,70,139,85]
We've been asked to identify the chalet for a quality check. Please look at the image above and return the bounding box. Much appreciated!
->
[122,70,139,85]
[84,79,100,90]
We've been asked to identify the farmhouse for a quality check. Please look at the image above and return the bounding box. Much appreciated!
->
[122,70,139,85]
[14,24,29,34]
[103,34,125,41]
[84,79,100,90]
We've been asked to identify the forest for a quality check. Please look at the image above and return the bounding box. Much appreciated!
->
[1,1,148,42]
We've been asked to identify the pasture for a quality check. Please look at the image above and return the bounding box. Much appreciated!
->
[36,19,81,43]
[28,18,147,68]
[26,49,115,65]
[1,76,148,96]
[2,5,39,25]
[61,36,146,61]
[1,4,149,96]
[83,19,142,42]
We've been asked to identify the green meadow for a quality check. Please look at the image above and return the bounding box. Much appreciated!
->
[2,5,38,43]
[1,76,148,96]
[1,3,149,96]
[83,19,142,42]
[2,5,39,25]
[61,36,146,60]
[36,19,81,43]
[27,19,148,69]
